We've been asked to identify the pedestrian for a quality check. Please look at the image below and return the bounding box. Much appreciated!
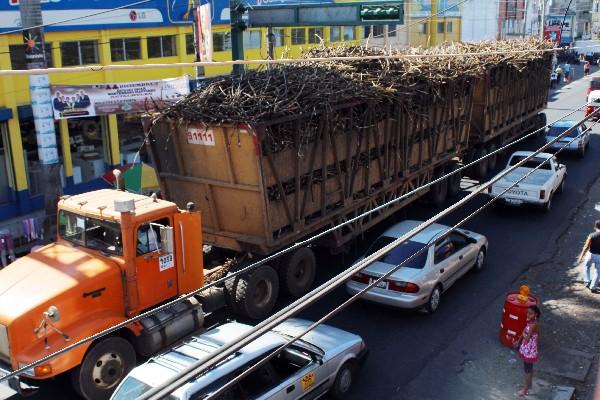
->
[584,61,591,76]
[556,65,564,83]
[513,305,540,397]
[564,62,571,82]
[577,219,600,293]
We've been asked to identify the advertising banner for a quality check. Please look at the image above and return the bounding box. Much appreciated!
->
[51,76,189,120]
[196,3,213,62]
[547,14,574,44]
[544,25,562,46]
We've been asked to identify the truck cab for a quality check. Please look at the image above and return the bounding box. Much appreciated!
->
[0,189,204,399]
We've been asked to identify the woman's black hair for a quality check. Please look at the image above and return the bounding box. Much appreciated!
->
[529,305,541,318]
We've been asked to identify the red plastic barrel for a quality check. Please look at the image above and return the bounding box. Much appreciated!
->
[499,292,538,348]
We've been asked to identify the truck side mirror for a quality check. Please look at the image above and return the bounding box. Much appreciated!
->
[160,226,174,254]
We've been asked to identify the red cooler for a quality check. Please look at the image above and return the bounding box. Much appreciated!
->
[499,290,538,348]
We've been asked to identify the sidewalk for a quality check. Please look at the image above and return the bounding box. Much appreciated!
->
[401,168,600,398]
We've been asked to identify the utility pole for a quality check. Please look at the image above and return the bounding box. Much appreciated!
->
[267,26,275,67]
[230,0,246,75]
[430,0,438,46]
[19,0,61,237]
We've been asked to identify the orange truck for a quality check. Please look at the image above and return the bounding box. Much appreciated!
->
[0,189,232,399]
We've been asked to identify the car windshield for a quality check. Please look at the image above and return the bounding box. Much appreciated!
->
[112,377,178,400]
[58,210,123,255]
[547,126,580,138]
[365,236,428,269]
[508,156,552,170]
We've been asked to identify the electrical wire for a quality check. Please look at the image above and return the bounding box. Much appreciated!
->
[142,110,597,400]
[0,95,589,385]
[203,122,597,400]
[0,0,155,36]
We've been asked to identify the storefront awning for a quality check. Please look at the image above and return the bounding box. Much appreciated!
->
[0,107,13,122]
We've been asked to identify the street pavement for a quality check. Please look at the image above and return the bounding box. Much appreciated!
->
[4,65,599,399]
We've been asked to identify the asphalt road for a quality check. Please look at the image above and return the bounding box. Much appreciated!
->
[7,64,600,399]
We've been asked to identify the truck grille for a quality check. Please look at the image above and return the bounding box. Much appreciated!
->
[0,325,10,362]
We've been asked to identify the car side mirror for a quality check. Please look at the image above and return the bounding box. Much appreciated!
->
[311,354,323,365]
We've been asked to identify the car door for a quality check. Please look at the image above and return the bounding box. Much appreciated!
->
[449,231,478,277]
[433,237,462,288]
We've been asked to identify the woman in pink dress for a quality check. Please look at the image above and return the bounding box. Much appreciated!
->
[513,306,540,396]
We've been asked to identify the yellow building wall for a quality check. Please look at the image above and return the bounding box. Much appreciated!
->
[409,16,461,47]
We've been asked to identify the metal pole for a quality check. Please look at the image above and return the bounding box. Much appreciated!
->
[540,0,546,39]
[19,0,61,236]
[230,0,245,75]
[267,26,275,67]
[192,0,205,78]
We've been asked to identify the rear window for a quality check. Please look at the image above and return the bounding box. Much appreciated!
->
[547,125,581,138]
[365,236,428,269]
[508,156,552,170]
[591,80,600,90]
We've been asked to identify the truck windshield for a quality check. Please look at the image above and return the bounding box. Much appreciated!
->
[58,210,123,255]
[508,156,552,170]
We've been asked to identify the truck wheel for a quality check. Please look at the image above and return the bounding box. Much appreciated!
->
[329,360,356,399]
[558,177,566,194]
[428,175,448,207]
[487,144,498,171]
[543,195,553,213]
[71,337,136,400]
[280,247,316,297]
[537,113,547,133]
[471,148,488,179]
[225,264,279,320]
[447,164,462,198]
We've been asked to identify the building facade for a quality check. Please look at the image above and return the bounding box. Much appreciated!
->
[0,0,362,223]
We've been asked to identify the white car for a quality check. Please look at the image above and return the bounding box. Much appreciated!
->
[346,220,488,314]
[488,151,566,212]
[110,319,367,400]
[545,120,590,157]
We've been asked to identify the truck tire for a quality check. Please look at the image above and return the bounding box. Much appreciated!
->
[543,194,553,213]
[71,337,136,400]
[280,247,317,297]
[428,174,448,207]
[538,113,547,133]
[447,164,462,198]
[471,148,488,179]
[225,264,279,320]
[486,144,498,171]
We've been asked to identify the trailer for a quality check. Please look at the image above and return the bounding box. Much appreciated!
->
[466,55,552,177]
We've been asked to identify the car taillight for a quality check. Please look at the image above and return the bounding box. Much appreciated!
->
[539,190,545,200]
[351,272,370,284]
[586,106,593,116]
[388,280,419,293]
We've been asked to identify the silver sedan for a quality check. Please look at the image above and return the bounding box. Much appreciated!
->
[111,318,367,400]
[346,220,488,313]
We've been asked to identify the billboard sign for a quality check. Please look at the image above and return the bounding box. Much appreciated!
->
[50,76,189,120]
[544,25,561,46]
[546,14,574,44]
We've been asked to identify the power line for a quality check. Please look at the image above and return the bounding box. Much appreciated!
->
[0,0,154,36]
[204,122,597,400]
[0,92,586,386]
[142,110,596,400]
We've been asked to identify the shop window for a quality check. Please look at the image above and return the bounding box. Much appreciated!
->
[273,29,285,47]
[0,124,13,205]
[60,40,99,66]
[308,27,324,44]
[372,25,384,37]
[110,38,141,62]
[291,28,305,45]
[185,33,195,55]
[68,116,107,184]
[19,118,62,195]
[447,22,453,33]
[437,22,445,34]
[147,35,177,58]
[343,26,356,41]
[388,24,397,37]
[117,114,147,165]
[9,43,53,70]
[243,30,261,49]
[330,27,341,42]
[212,32,232,52]
[363,26,371,39]
[418,22,428,34]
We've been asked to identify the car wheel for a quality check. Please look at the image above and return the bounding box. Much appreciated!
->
[579,146,586,158]
[71,337,136,400]
[473,249,486,272]
[543,195,553,213]
[425,285,442,314]
[330,360,356,399]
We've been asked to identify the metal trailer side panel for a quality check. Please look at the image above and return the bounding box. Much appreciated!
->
[149,83,473,255]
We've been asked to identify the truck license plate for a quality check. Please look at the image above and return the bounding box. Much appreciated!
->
[506,199,523,205]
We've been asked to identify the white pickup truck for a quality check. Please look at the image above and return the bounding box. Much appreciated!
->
[487,151,566,212]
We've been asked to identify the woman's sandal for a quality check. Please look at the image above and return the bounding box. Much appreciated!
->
[517,388,529,397]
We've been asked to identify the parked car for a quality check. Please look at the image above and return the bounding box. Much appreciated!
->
[585,91,600,120]
[487,151,566,212]
[545,120,590,157]
[110,319,367,400]
[345,220,488,314]
[587,77,600,98]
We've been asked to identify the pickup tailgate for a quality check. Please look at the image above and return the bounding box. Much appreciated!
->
[490,167,553,201]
